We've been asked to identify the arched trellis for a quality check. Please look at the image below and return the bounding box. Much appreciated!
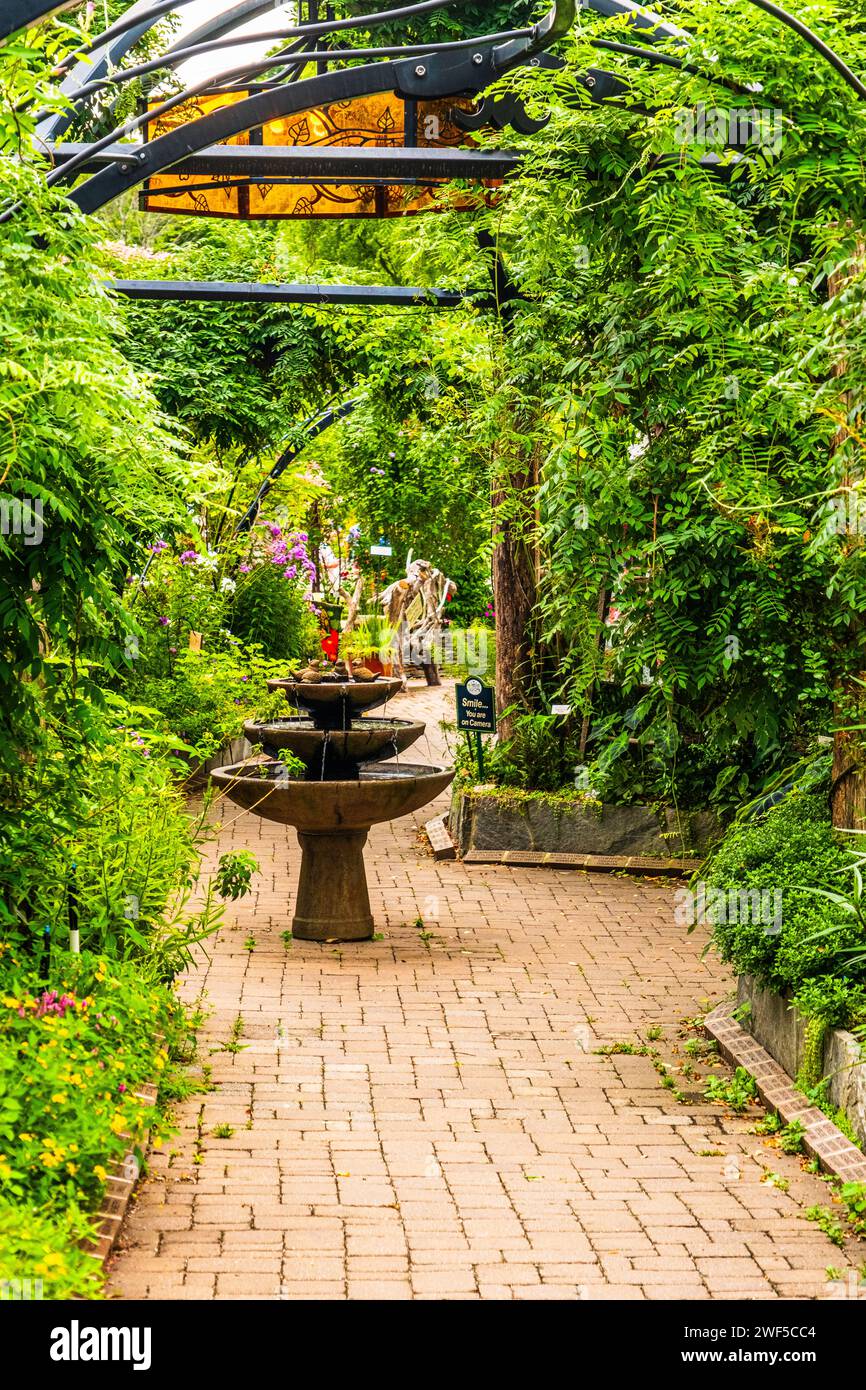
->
[235,397,364,538]
[4,0,863,301]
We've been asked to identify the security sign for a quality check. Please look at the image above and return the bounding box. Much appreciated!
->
[456,679,497,732]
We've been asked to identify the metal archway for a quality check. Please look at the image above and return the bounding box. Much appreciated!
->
[6,0,863,303]
[235,398,364,537]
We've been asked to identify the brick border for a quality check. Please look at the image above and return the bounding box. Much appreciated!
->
[84,1082,158,1268]
[463,848,702,875]
[705,1002,866,1183]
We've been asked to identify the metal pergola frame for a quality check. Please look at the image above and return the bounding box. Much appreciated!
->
[6,0,863,540]
[4,0,863,288]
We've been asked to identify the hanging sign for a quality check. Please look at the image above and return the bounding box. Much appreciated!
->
[456,678,497,733]
[371,544,393,557]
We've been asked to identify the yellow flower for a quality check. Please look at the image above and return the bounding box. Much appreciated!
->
[93,1164,108,1182]
[65,1162,78,1176]
[109,1113,127,1135]
[18,1132,34,1142]
[34,1252,65,1276]
[1,995,20,1008]
[0,1156,12,1181]
[51,1093,68,1104]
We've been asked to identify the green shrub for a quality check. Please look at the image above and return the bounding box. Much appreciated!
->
[0,949,189,1297]
[0,688,220,980]
[129,645,286,759]
[0,1199,103,1299]
[705,793,864,996]
[229,563,318,663]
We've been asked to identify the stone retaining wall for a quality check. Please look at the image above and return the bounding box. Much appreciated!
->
[451,788,720,859]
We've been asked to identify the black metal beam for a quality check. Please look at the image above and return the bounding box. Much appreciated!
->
[50,142,521,182]
[109,280,467,307]
[0,1,74,41]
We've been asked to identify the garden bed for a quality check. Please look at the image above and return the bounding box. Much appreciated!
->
[450,787,720,860]
[736,975,866,1148]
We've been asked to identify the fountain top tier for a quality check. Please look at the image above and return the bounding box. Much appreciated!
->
[267,671,403,728]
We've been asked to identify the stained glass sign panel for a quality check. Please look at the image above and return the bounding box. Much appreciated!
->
[141,92,497,219]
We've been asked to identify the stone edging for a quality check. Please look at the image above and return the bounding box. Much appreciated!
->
[705,1002,866,1184]
[85,1081,158,1268]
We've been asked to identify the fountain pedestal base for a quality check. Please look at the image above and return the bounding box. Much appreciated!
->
[292,828,375,942]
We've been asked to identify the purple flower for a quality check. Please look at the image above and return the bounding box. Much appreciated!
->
[284,566,298,580]
[269,524,282,539]
[157,616,170,627]
[150,540,169,554]
[239,563,252,574]
[179,550,199,566]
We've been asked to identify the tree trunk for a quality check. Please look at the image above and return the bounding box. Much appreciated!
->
[492,428,541,744]
[829,240,866,829]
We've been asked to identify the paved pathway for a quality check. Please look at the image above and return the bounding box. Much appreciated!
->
[110,684,865,1300]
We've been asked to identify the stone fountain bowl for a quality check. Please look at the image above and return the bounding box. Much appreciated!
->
[211,761,455,831]
[267,677,402,718]
[244,717,425,765]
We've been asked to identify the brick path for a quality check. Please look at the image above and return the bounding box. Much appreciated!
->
[110,683,865,1300]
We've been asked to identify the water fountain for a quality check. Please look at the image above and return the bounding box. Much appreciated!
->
[210,672,454,942]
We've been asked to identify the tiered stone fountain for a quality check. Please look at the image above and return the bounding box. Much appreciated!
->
[211,671,454,943]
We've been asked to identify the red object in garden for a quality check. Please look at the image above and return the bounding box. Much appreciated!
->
[321,628,340,661]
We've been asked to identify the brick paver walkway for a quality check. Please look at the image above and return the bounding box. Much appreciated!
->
[110,684,864,1300]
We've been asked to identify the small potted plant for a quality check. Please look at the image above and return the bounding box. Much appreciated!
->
[345,615,395,677]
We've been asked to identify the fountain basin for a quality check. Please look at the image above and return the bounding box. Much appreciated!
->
[244,716,425,773]
[211,761,455,832]
[211,760,455,942]
[267,677,402,722]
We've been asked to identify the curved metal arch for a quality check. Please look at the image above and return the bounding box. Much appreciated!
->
[54,26,536,112]
[743,0,866,101]
[235,398,364,537]
[37,0,460,142]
